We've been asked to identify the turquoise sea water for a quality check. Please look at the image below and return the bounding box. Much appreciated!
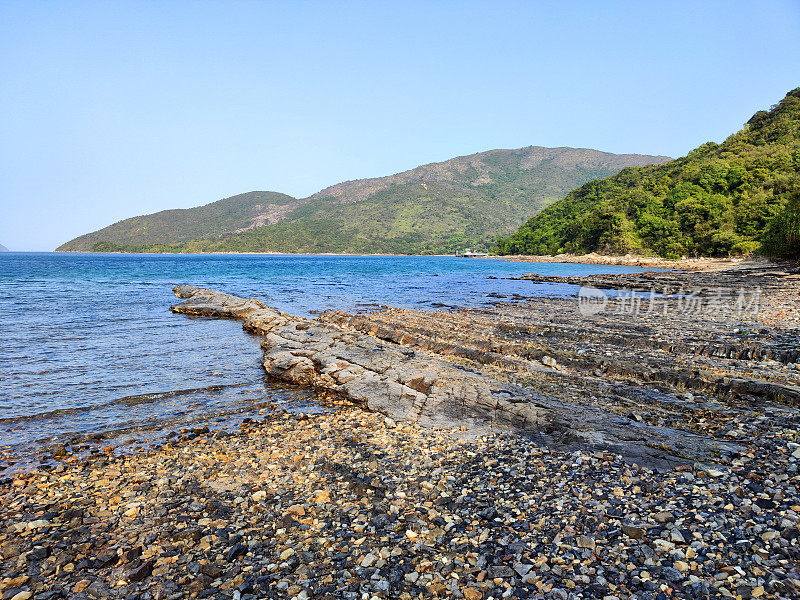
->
[0,253,648,459]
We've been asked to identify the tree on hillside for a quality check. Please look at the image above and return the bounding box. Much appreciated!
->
[763,190,800,259]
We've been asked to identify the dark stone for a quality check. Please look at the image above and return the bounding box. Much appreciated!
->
[28,546,51,561]
[478,507,498,521]
[225,543,247,562]
[127,559,155,582]
[86,583,107,599]
[200,564,224,578]
[369,513,392,530]
[508,541,532,553]
[487,565,516,578]
[123,546,142,563]
[94,553,118,569]
[660,566,684,582]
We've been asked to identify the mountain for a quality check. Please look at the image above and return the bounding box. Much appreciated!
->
[59,191,299,253]
[57,147,670,255]
[0,243,8,252]
[496,88,800,259]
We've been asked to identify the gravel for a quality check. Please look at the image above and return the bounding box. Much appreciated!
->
[2,403,799,599]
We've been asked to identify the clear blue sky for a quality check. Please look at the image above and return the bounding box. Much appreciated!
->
[1,1,798,251]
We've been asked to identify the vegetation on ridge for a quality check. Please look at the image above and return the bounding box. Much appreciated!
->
[495,88,800,259]
[56,147,668,255]
[58,192,298,252]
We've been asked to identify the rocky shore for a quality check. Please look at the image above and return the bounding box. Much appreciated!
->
[493,253,746,271]
[2,261,799,599]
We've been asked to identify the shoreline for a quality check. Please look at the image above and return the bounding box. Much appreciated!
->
[488,252,764,271]
[2,261,799,599]
[49,248,776,271]
[51,250,466,258]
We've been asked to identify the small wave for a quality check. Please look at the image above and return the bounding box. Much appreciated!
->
[0,381,256,425]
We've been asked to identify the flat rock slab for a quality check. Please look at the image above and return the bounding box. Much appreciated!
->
[171,285,742,468]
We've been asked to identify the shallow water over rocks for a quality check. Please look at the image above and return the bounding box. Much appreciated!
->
[0,252,647,458]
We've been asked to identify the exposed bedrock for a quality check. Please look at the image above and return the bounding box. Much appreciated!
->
[509,260,800,296]
[323,311,800,406]
[171,285,743,468]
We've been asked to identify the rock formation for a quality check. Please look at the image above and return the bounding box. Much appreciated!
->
[171,285,746,468]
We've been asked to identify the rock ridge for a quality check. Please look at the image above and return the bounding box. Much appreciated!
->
[170,285,743,468]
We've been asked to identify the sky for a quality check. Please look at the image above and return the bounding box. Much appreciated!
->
[1,1,799,251]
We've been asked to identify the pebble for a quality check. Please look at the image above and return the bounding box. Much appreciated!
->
[463,587,483,600]
[621,523,646,539]
[576,535,596,550]
[653,510,675,523]
[0,404,798,599]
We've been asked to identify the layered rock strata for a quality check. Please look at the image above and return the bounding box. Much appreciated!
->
[170,285,748,468]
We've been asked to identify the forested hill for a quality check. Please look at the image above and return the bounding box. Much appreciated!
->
[56,147,669,255]
[496,88,800,259]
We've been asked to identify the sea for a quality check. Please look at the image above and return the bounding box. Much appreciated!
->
[0,253,649,468]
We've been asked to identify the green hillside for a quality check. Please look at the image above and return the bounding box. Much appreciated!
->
[496,88,800,259]
[57,147,669,255]
[58,191,299,252]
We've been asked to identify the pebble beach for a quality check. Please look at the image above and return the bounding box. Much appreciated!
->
[2,400,799,600]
